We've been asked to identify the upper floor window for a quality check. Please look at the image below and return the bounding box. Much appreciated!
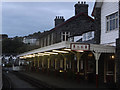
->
[106,12,118,32]
[61,32,70,41]
[82,31,94,41]
[83,33,86,41]
[87,32,92,39]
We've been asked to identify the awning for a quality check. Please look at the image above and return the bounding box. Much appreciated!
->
[17,41,115,57]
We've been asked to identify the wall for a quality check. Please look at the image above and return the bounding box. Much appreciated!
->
[0,57,2,89]
[101,2,119,46]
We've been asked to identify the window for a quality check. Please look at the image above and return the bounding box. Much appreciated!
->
[106,12,118,32]
[61,32,70,41]
[82,31,94,41]
[83,33,86,41]
[87,32,92,39]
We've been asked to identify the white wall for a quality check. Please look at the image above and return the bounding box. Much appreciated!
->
[0,56,2,90]
[101,2,119,46]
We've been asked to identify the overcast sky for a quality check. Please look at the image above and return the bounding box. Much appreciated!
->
[2,2,95,38]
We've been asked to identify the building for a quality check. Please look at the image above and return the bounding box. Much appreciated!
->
[92,0,120,87]
[92,1,119,46]
[0,34,8,42]
[69,31,95,43]
[23,37,39,45]
[39,1,95,48]
[17,1,120,88]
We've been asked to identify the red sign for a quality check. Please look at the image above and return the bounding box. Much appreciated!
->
[71,43,90,51]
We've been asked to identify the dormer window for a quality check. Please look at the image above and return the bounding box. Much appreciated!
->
[106,12,118,32]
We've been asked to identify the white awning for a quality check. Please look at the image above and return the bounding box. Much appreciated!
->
[17,41,115,57]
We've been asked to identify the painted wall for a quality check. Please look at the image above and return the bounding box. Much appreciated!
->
[101,2,119,46]
[0,56,2,90]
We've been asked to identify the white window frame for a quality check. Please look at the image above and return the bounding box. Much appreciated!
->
[61,32,70,41]
[106,12,118,32]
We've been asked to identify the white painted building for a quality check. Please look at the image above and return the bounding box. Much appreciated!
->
[100,1,119,46]
[23,37,38,45]
[0,56,2,90]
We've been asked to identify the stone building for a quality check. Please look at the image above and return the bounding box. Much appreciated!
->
[39,1,95,48]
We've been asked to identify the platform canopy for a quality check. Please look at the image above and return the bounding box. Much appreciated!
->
[17,41,115,58]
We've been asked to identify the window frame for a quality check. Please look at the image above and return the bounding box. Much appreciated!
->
[61,32,70,41]
[106,12,119,32]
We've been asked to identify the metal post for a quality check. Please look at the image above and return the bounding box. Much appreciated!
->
[77,54,80,73]
[34,57,35,67]
[114,61,116,83]
[37,56,39,72]
[64,57,67,71]
[93,52,101,88]
[104,57,106,83]
[55,59,57,70]
[42,57,44,69]
[48,58,50,69]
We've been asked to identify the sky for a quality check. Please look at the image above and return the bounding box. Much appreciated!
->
[2,1,95,38]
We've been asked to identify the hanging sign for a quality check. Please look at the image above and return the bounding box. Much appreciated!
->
[71,43,90,51]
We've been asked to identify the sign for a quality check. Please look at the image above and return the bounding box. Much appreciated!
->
[71,43,90,51]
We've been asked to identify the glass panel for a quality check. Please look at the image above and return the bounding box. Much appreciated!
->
[63,35,65,41]
[112,14,115,18]
[63,32,65,34]
[116,18,118,28]
[107,22,109,31]
[66,35,68,41]
[113,19,115,30]
[66,32,68,34]
[83,34,86,41]
[110,15,113,19]
[106,17,109,20]
[110,20,113,30]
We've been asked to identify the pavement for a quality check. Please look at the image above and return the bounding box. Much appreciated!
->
[19,70,108,88]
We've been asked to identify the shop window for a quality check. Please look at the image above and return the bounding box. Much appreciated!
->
[106,12,118,32]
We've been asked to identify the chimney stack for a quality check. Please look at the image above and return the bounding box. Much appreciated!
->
[54,16,65,27]
[74,1,89,15]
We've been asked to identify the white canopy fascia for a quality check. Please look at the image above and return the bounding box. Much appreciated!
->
[90,44,115,53]
[17,41,115,57]
[17,41,70,57]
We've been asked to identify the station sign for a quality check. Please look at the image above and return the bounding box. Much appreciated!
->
[70,43,90,51]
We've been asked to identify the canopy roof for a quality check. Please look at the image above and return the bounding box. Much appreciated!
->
[17,41,115,58]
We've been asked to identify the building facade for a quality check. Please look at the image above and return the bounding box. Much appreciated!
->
[39,1,95,48]
[23,37,39,46]
[17,1,120,88]
[93,0,120,87]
